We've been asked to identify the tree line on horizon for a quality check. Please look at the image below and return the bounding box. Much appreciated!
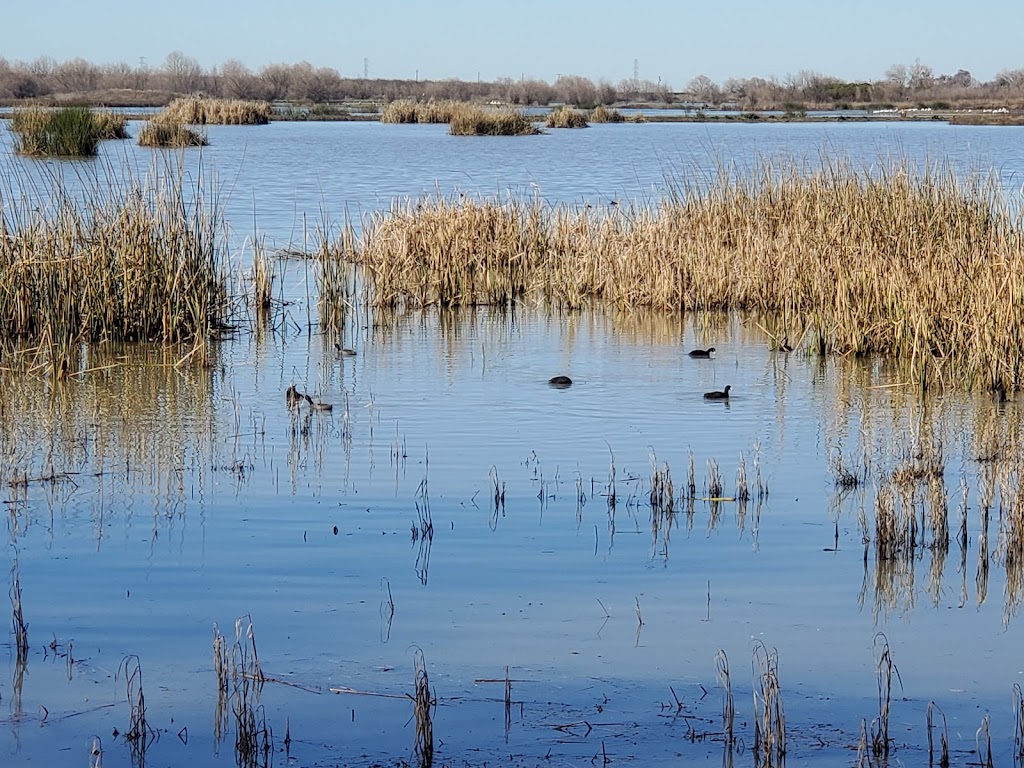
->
[2,51,1024,109]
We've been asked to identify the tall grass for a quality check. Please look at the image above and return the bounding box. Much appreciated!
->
[160,97,271,125]
[380,99,459,124]
[590,105,625,123]
[448,104,538,136]
[331,159,1024,391]
[0,160,230,345]
[137,119,208,147]
[545,106,589,128]
[10,106,109,156]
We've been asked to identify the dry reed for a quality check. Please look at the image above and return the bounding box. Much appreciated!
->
[448,104,539,136]
[160,97,271,125]
[0,160,229,344]
[333,159,1024,391]
[118,655,156,762]
[976,713,994,768]
[380,99,459,124]
[715,650,735,745]
[545,106,589,128]
[9,562,28,668]
[410,649,434,768]
[927,701,950,767]
[137,119,208,147]
[590,105,625,123]
[752,642,785,766]
[1014,683,1024,760]
[10,106,116,156]
[871,633,900,759]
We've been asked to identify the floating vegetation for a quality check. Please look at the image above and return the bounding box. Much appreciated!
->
[9,106,124,156]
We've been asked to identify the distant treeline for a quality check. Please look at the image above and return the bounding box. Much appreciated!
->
[3,51,1024,109]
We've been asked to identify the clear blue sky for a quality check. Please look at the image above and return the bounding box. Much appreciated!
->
[2,0,1020,86]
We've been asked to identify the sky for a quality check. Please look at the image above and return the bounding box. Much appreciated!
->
[2,0,1021,87]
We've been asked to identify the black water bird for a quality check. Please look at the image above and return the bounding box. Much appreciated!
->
[689,347,716,359]
[548,375,573,388]
[703,385,731,400]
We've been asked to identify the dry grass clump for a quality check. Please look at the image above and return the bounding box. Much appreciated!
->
[380,99,459,124]
[160,96,271,125]
[590,105,625,123]
[448,104,539,136]
[10,106,127,156]
[92,110,130,139]
[137,119,208,148]
[545,106,589,128]
[332,159,1024,391]
[0,162,229,344]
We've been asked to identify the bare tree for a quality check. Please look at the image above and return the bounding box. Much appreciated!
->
[553,74,598,107]
[908,59,934,90]
[164,50,203,94]
[995,68,1024,89]
[53,57,100,92]
[220,59,263,99]
[687,74,720,104]
[259,63,294,101]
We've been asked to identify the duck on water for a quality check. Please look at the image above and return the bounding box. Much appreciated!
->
[689,348,716,359]
[703,385,731,400]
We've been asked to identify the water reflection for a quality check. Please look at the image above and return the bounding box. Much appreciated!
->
[5,302,1024,764]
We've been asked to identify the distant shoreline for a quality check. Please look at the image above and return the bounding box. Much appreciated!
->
[2,95,1023,126]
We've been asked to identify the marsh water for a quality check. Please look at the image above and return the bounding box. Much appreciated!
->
[3,119,1024,767]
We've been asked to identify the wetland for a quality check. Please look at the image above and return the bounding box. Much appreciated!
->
[2,117,1024,767]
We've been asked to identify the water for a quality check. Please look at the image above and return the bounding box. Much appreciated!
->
[3,121,1024,767]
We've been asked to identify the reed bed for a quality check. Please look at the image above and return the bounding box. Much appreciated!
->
[9,106,121,156]
[333,160,1024,391]
[545,106,589,128]
[380,99,460,124]
[589,105,625,123]
[160,96,271,125]
[448,104,539,136]
[137,119,208,147]
[92,111,130,140]
[0,162,229,345]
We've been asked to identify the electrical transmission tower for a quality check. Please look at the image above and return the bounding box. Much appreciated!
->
[633,58,639,81]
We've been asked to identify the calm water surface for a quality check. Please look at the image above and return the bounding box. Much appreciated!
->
[2,121,1024,767]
